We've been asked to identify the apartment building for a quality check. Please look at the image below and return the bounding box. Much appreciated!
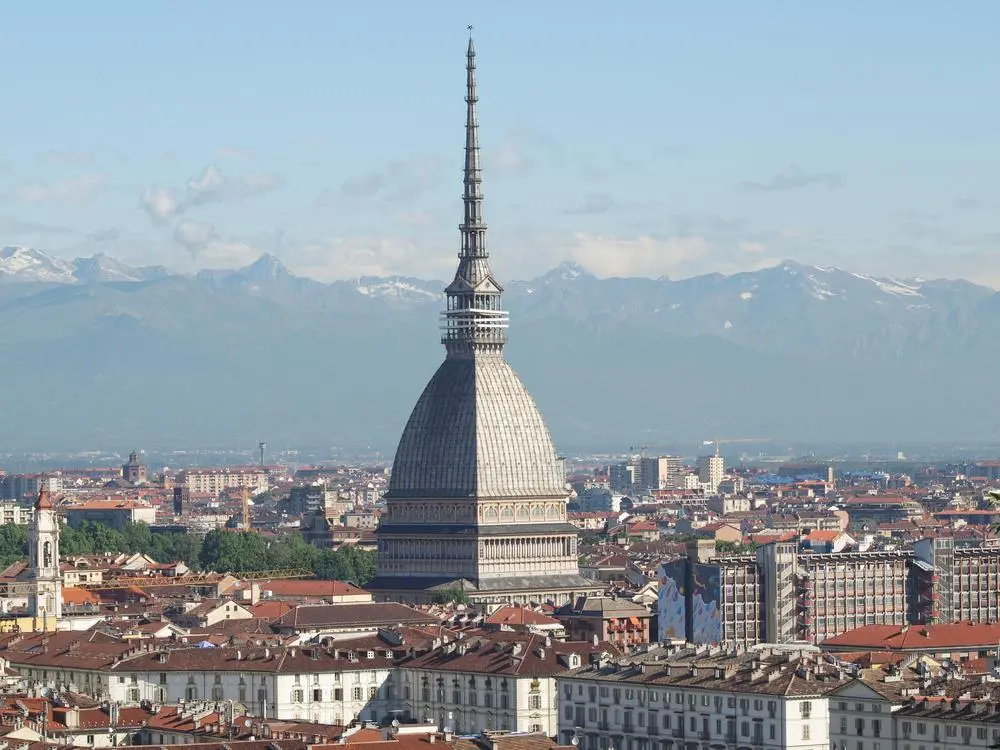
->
[663,536,1000,647]
[6,626,614,734]
[177,468,269,495]
[841,497,923,531]
[7,631,396,726]
[63,500,158,530]
[795,550,912,644]
[556,644,845,750]
[0,474,61,501]
[909,536,1000,624]
[697,456,725,493]
[828,664,1000,750]
[0,501,34,525]
[638,457,685,491]
[396,632,609,736]
[659,544,764,650]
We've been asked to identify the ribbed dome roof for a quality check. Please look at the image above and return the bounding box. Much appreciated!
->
[387,355,567,499]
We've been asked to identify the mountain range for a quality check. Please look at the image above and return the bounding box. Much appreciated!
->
[1,244,997,454]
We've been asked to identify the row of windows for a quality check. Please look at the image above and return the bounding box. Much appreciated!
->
[291,686,375,703]
[562,682,788,715]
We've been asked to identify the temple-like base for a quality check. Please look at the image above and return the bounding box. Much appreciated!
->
[366,573,603,606]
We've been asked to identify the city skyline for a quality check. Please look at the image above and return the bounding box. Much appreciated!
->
[2,3,999,284]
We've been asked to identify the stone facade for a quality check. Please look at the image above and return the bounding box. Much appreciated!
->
[370,37,598,605]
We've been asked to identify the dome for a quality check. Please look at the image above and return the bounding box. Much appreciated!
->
[387,355,567,500]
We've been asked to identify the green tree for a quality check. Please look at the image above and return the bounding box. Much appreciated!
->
[121,522,153,554]
[313,545,377,585]
[266,534,319,571]
[199,530,271,573]
[0,524,28,568]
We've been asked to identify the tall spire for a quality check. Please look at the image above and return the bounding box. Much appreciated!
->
[462,29,485,261]
[442,32,509,358]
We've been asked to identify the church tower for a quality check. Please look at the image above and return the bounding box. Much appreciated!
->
[369,35,600,605]
[28,488,62,622]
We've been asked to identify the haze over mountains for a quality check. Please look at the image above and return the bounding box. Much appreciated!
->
[0,244,996,454]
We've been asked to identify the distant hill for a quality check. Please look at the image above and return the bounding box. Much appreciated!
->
[0,246,996,453]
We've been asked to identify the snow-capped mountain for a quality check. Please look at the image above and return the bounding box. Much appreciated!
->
[352,276,443,303]
[0,246,76,283]
[73,253,171,283]
[2,245,1000,449]
[0,246,170,284]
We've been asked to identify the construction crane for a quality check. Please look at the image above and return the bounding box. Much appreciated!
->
[628,445,679,459]
[702,437,772,457]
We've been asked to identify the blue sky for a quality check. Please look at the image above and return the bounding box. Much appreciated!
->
[1,1,998,283]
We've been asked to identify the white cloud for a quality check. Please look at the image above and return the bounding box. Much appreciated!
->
[564,233,712,278]
[13,174,105,203]
[138,165,282,223]
[186,164,227,199]
[139,188,181,223]
[739,241,767,254]
[173,220,218,253]
[290,236,454,281]
[171,219,258,266]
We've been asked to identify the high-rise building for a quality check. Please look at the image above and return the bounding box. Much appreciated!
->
[369,37,600,605]
[639,455,684,489]
[28,488,62,623]
[698,454,725,492]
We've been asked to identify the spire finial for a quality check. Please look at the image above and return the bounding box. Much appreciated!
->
[440,33,509,357]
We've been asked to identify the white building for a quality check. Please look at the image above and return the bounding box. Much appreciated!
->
[697,455,725,493]
[10,634,393,726]
[5,626,615,734]
[828,661,1000,750]
[396,631,609,736]
[556,645,846,750]
[28,488,62,622]
[0,501,34,525]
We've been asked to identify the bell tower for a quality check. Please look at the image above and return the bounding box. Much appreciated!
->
[28,487,62,622]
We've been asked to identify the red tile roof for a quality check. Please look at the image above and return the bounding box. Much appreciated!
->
[484,606,561,628]
[823,621,1000,652]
